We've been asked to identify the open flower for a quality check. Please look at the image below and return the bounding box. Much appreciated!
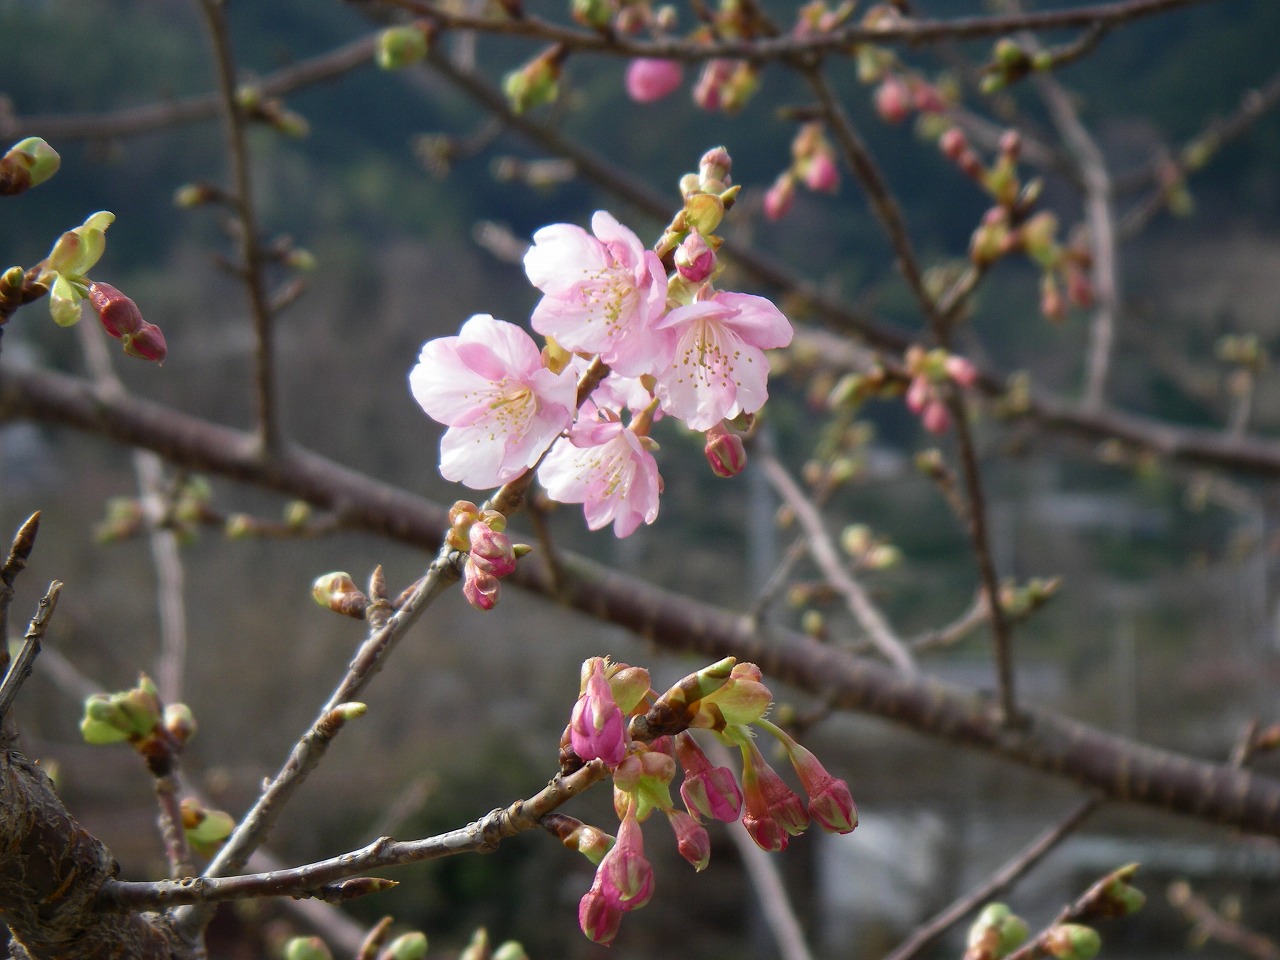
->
[538,413,661,537]
[653,291,793,431]
[410,314,577,489]
[524,211,671,377]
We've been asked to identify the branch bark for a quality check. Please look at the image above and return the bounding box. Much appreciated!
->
[4,363,1279,838]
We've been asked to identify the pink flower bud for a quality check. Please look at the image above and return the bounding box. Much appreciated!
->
[786,743,857,833]
[666,808,711,870]
[803,151,840,193]
[763,172,796,221]
[468,520,517,577]
[578,882,624,945]
[675,229,716,284]
[87,282,144,339]
[462,557,500,610]
[675,732,743,822]
[693,59,734,111]
[704,425,747,477]
[874,74,912,124]
[625,58,683,103]
[1040,273,1065,323]
[905,375,931,414]
[921,399,951,434]
[600,811,653,907]
[121,322,168,364]
[944,355,978,388]
[570,657,628,768]
[911,79,946,114]
[939,127,968,161]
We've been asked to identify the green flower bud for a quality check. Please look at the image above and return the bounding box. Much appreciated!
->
[459,927,491,960]
[492,941,528,960]
[377,25,429,70]
[0,137,60,195]
[384,932,428,960]
[81,695,131,744]
[164,702,197,744]
[284,936,334,960]
[181,799,236,855]
[312,571,368,619]
[1043,924,1100,960]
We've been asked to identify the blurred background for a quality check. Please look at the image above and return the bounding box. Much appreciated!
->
[3,0,1280,957]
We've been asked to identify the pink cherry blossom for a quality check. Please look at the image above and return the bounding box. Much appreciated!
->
[524,211,671,377]
[538,416,661,537]
[653,291,793,431]
[625,58,683,103]
[409,314,577,489]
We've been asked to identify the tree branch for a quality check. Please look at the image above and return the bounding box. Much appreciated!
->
[4,363,1279,836]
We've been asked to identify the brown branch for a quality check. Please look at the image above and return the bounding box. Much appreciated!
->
[198,0,282,453]
[0,0,1217,143]
[1168,880,1280,960]
[883,796,1100,960]
[4,363,1280,837]
[0,512,40,680]
[99,760,607,912]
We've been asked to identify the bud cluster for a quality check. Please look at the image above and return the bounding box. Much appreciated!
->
[938,128,1093,323]
[764,122,840,222]
[445,501,530,611]
[558,655,856,943]
[903,345,978,435]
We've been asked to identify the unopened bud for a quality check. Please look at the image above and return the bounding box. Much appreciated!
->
[675,229,717,284]
[86,281,144,338]
[874,74,912,124]
[491,941,528,960]
[704,426,747,477]
[121,322,168,364]
[383,932,428,960]
[698,146,733,187]
[1043,924,1101,960]
[284,937,334,960]
[377,25,429,69]
[312,571,369,618]
[764,172,796,221]
[164,702,197,745]
[504,46,564,114]
[1,137,61,195]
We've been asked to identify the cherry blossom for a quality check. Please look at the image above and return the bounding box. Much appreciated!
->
[653,291,794,431]
[538,414,661,537]
[409,314,577,489]
[524,211,671,377]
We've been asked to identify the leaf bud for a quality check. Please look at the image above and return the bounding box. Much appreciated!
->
[1,137,61,195]
[80,694,131,744]
[1043,924,1101,960]
[164,702,197,745]
[491,941,528,960]
[284,937,334,960]
[312,571,369,619]
[377,25,430,70]
[382,932,428,960]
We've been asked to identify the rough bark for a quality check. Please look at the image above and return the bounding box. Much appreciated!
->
[0,745,182,959]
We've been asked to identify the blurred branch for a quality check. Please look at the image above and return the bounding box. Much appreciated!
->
[4,364,1280,836]
[883,796,1100,960]
[198,0,281,454]
[757,450,916,675]
[1167,880,1280,960]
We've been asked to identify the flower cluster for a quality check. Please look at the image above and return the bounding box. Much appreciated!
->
[410,148,794,548]
[555,655,857,944]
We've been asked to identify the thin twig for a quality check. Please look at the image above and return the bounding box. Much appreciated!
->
[882,796,1100,960]
[757,451,916,675]
[0,511,40,677]
[1168,880,1280,960]
[102,759,607,911]
[1031,55,1118,410]
[198,0,281,454]
[173,545,461,937]
[0,581,61,722]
